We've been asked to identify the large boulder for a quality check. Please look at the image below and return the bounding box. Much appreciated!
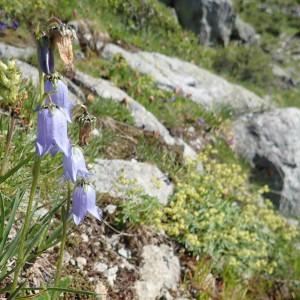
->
[91,159,174,205]
[160,0,258,45]
[172,0,235,46]
[102,43,270,115]
[233,108,300,217]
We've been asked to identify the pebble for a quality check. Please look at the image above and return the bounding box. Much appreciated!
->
[118,247,131,259]
[76,257,87,269]
[104,266,118,286]
[94,262,108,273]
[81,233,89,243]
[104,204,117,215]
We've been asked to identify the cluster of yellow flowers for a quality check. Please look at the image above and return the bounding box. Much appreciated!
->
[0,60,23,106]
[154,146,298,276]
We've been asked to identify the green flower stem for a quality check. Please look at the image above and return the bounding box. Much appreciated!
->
[53,182,72,299]
[11,70,44,294]
[0,113,16,176]
[11,156,41,292]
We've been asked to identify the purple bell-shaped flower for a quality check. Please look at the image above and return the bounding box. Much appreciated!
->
[45,79,74,122]
[36,106,69,157]
[63,146,90,182]
[37,35,54,75]
[72,184,101,225]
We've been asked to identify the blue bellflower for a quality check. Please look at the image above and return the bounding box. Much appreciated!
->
[36,107,69,157]
[72,184,101,225]
[37,35,54,75]
[63,146,90,182]
[45,79,74,122]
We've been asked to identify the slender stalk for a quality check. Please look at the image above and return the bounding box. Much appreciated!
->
[53,182,71,299]
[0,112,16,176]
[11,156,41,292]
[11,71,44,294]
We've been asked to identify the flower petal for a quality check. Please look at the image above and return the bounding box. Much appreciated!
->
[45,79,74,122]
[51,108,69,156]
[72,186,87,225]
[36,108,53,156]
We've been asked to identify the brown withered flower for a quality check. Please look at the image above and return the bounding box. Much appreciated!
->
[47,17,77,74]
[76,105,96,146]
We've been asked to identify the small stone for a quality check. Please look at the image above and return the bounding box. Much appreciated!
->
[118,247,131,259]
[94,262,108,273]
[81,233,89,243]
[187,126,195,134]
[104,204,117,215]
[76,257,87,269]
[63,251,71,264]
[104,266,118,286]
[70,259,76,266]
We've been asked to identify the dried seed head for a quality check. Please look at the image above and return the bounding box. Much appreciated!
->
[77,109,96,146]
[48,18,77,72]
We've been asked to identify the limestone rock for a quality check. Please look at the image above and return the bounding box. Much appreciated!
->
[73,70,196,160]
[135,244,180,300]
[172,0,235,46]
[233,108,300,216]
[102,43,270,115]
[232,16,259,45]
[0,42,35,60]
[91,159,173,205]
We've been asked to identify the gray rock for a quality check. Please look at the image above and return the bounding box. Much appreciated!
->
[102,43,270,115]
[171,0,235,46]
[0,42,35,60]
[233,108,300,216]
[76,257,87,269]
[94,262,108,273]
[15,59,39,86]
[135,244,180,300]
[233,16,259,45]
[73,70,196,160]
[272,64,298,88]
[91,159,173,205]
[104,266,118,286]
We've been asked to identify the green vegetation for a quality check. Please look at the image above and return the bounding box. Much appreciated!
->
[1,0,300,298]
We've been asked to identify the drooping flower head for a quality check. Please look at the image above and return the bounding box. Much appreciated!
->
[63,146,90,182]
[36,106,69,157]
[37,34,55,75]
[45,75,74,122]
[72,183,101,225]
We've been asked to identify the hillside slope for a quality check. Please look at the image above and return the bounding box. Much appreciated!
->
[0,1,300,299]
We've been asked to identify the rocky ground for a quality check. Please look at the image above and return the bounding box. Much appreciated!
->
[1,0,300,299]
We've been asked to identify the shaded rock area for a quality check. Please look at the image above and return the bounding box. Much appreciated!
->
[232,16,259,45]
[159,0,258,45]
[135,244,180,300]
[233,108,300,217]
[91,159,174,205]
[102,43,269,114]
[73,70,197,160]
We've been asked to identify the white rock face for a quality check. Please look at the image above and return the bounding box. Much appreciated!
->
[91,159,173,205]
[102,43,270,115]
[74,71,196,160]
[233,108,300,216]
[135,244,180,300]
[0,42,35,60]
